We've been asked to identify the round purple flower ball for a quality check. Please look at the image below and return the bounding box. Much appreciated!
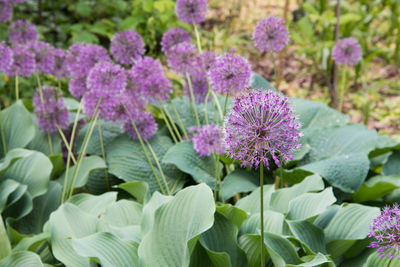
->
[110,30,145,65]
[109,93,146,123]
[208,51,252,95]
[132,57,172,102]
[83,92,119,120]
[8,20,38,45]
[86,62,127,98]
[0,41,13,74]
[190,124,226,156]
[69,44,111,79]
[33,87,69,133]
[161,28,192,56]
[332,38,362,66]
[51,48,69,78]
[125,69,147,107]
[124,111,158,141]
[65,43,87,76]
[198,50,217,72]
[26,41,55,74]
[184,70,208,103]
[68,76,88,99]
[224,89,302,169]
[7,45,36,77]
[0,2,12,23]
[167,42,198,74]
[253,17,289,53]
[175,0,208,24]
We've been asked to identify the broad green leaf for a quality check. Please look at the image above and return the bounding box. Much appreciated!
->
[138,184,215,267]
[0,251,43,267]
[118,181,150,203]
[1,185,31,220]
[240,210,284,235]
[162,141,217,187]
[68,192,117,217]
[236,185,275,214]
[382,151,400,175]
[72,232,139,267]
[190,242,213,267]
[140,192,172,237]
[0,179,19,212]
[0,101,35,157]
[270,174,324,213]
[249,73,274,91]
[352,175,400,202]
[221,169,259,201]
[287,220,326,254]
[0,215,11,259]
[287,187,336,220]
[286,253,333,267]
[199,212,247,267]
[99,200,142,228]
[0,149,34,175]
[365,248,400,267]
[314,205,341,229]
[263,232,302,266]
[26,119,62,156]
[12,232,50,252]
[238,234,267,267]
[216,204,248,230]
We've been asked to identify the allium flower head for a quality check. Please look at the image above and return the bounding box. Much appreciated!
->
[124,111,158,141]
[68,44,110,78]
[332,37,362,66]
[198,50,216,72]
[68,76,88,99]
[86,62,126,97]
[110,30,145,65]
[132,57,171,102]
[368,204,400,260]
[208,51,252,95]
[184,70,208,103]
[161,28,192,56]
[65,43,87,76]
[0,2,12,22]
[224,90,302,169]
[83,92,119,120]
[253,17,289,53]
[167,42,198,74]
[26,41,55,74]
[33,87,69,133]
[109,93,146,123]
[124,69,147,107]
[7,45,35,77]
[0,41,13,73]
[190,125,226,156]
[51,48,68,78]
[175,0,208,24]
[8,20,38,45]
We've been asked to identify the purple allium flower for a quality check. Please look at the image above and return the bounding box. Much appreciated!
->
[332,37,362,66]
[223,90,302,169]
[83,92,119,120]
[167,42,198,74]
[208,51,252,95]
[184,70,208,103]
[253,17,289,53]
[65,43,87,76]
[124,69,147,107]
[368,204,400,260]
[175,0,208,24]
[124,111,157,141]
[8,20,38,45]
[0,2,12,22]
[51,48,68,78]
[26,41,55,74]
[161,28,192,56]
[0,41,13,74]
[68,76,88,99]
[33,87,69,133]
[86,62,126,97]
[198,50,216,72]
[6,45,35,77]
[109,93,146,122]
[110,30,145,65]
[190,124,226,156]
[132,57,172,102]
[10,0,26,3]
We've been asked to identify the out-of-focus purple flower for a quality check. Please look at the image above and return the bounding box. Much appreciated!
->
[0,41,13,74]
[26,41,55,74]
[68,76,87,99]
[208,51,252,95]
[83,92,118,120]
[184,70,208,103]
[65,43,87,76]
[10,0,26,3]
[110,30,145,65]
[86,62,126,97]
[332,38,362,66]
[198,50,216,72]
[161,28,192,56]
[33,86,69,133]
[167,42,198,74]
[253,17,289,53]
[368,204,400,260]
[190,124,225,156]
[124,110,157,141]
[0,2,12,22]
[125,69,147,107]
[109,92,146,123]
[6,45,35,77]
[175,0,208,24]
[51,48,69,78]
[132,57,171,102]
[224,89,302,169]
[8,20,38,45]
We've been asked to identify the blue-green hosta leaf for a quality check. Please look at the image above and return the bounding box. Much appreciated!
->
[249,73,274,91]
[26,117,62,155]
[0,214,11,259]
[263,232,302,266]
[240,210,284,235]
[138,184,215,267]
[286,253,333,267]
[364,248,400,267]
[0,251,43,267]
[220,169,259,201]
[352,175,400,203]
[98,200,142,230]
[216,204,248,230]
[67,192,117,217]
[287,220,326,254]
[382,151,400,176]
[118,181,150,203]
[236,185,275,215]
[72,232,139,267]
[238,234,268,267]
[0,101,35,158]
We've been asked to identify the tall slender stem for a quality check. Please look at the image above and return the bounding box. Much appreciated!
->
[15,75,19,101]
[204,90,211,125]
[186,72,201,127]
[97,121,110,190]
[47,133,53,155]
[170,100,189,140]
[213,154,219,201]
[210,90,224,123]
[272,54,278,90]
[159,107,178,143]
[57,127,77,164]
[260,162,265,267]
[145,140,171,195]
[223,93,229,116]
[339,67,347,112]
[193,23,203,54]
[161,102,182,142]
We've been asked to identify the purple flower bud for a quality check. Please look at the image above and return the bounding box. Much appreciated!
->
[332,38,362,66]
[175,0,208,24]
[8,20,38,45]
[110,30,145,65]
[190,124,226,156]
[253,17,289,53]
[6,45,35,77]
[0,41,13,74]
[161,28,192,56]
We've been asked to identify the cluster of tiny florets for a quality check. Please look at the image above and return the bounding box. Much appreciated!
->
[175,0,208,24]
[0,41,13,74]
[161,28,192,56]
[6,45,36,77]
[253,17,289,53]
[167,42,199,74]
[124,111,158,141]
[332,37,362,66]
[110,30,145,65]
[190,124,226,156]
[26,41,55,74]
[8,20,38,44]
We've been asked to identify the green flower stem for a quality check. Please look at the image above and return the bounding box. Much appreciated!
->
[15,74,19,101]
[145,140,171,195]
[210,90,224,123]
[213,154,219,201]
[159,106,178,143]
[170,175,183,194]
[47,132,53,155]
[260,161,265,267]
[193,23,203,54]
[272,53,278,91]
[223,93,229,116]
[97,121,110,190]
[204,90,211,125]
[186,72,201,127]
[338,67,348,112]
[161,102,182,142]
[169,100,189,140]
[0,106,7,155]
[57,127,77,165]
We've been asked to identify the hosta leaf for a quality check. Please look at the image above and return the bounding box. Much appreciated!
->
[138,184,215,267]
[0,215,11,259]
[365,249,400,267]
[286,253,333,267]
[238,234,268,267]
[382,151,400,175]
[263,232,302,266]
[72,232,139,267]
[68,192,117,217]
[118,181,150,203]
[0,251,43,267]
[240,210,284,235]
[220,169,259,201]
[216,204,248,230]
[26,119,62,155]
[98,200,142,229]
[287,220,326,254]
[236,185,275,215]
[140,192,172,237]
[352,175,400,203]
[249,72,274,91]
